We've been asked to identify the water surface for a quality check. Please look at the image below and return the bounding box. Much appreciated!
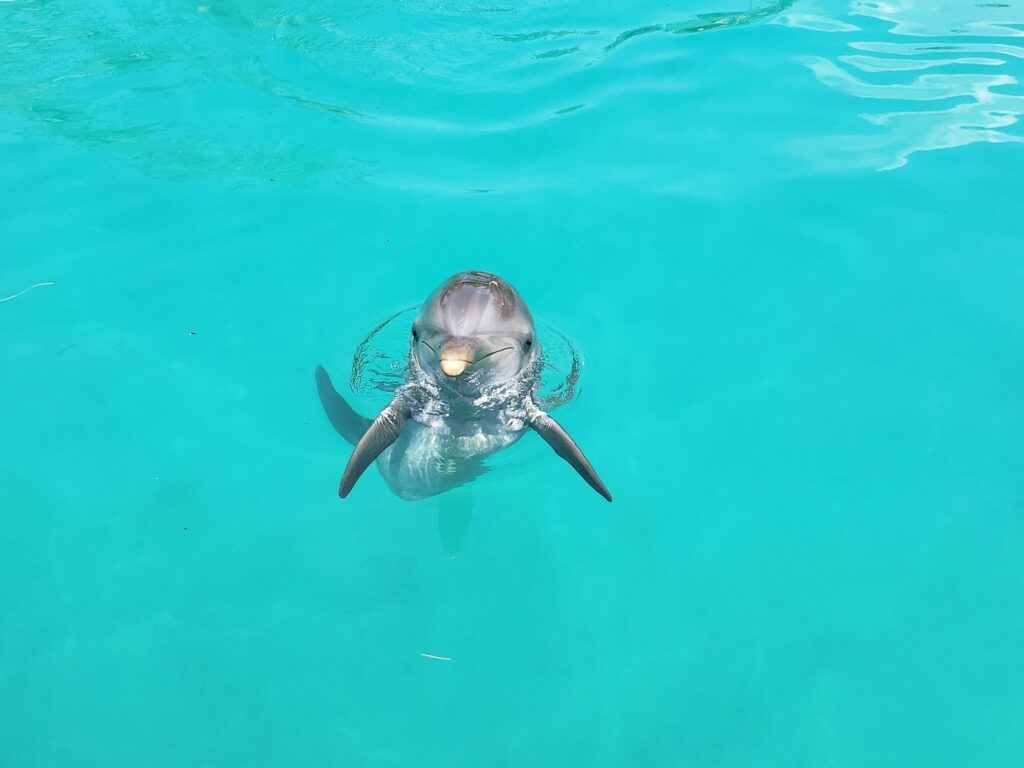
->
[2,1,1023,766]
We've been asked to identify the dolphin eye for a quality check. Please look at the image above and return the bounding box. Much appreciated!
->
[411,327,419,342]
[524,337,533,349]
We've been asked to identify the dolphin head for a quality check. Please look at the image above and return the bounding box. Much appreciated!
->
[411,271,538,392]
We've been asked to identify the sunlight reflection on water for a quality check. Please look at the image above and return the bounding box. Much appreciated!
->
[790,0,1024,169]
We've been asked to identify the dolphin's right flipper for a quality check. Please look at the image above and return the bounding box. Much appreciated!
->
[338,396,409,498]
[528,409,612,502]
[315,365,371,446]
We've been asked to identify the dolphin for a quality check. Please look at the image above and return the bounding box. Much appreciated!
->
[317,270,611,502]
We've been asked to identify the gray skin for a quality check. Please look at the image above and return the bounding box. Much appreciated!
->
[316,271,611,502]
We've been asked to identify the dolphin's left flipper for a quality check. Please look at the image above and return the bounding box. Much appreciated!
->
[339,396,409,498]
[528,409,612,502]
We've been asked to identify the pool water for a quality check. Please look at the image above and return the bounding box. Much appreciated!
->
[2,1,1023,765]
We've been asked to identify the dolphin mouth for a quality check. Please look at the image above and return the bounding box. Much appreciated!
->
[438,345,513,378]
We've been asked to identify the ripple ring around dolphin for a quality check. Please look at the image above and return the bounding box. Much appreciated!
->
[348,306,583,413]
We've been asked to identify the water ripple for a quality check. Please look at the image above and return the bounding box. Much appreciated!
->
[797,0,1024,170]
[0,0,800,186]
[603,1,796,52]
[348,307,582,413]
[2,0,1021,184]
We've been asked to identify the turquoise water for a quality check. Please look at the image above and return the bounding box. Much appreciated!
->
[3,0,1024,764]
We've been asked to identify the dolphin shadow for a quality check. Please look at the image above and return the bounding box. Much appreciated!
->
[437,488,473,558]
[315,365,370,446]
[316,364,475,555]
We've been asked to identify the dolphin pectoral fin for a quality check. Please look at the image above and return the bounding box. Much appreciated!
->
[339,399,408,498]
[528,411,612,502]
[316,365,371,445]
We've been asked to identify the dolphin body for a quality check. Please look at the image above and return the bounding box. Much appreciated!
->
[317,271,611,502]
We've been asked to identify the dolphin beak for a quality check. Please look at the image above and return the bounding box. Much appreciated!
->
[439,341,474,377]
[440,358,468,377]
